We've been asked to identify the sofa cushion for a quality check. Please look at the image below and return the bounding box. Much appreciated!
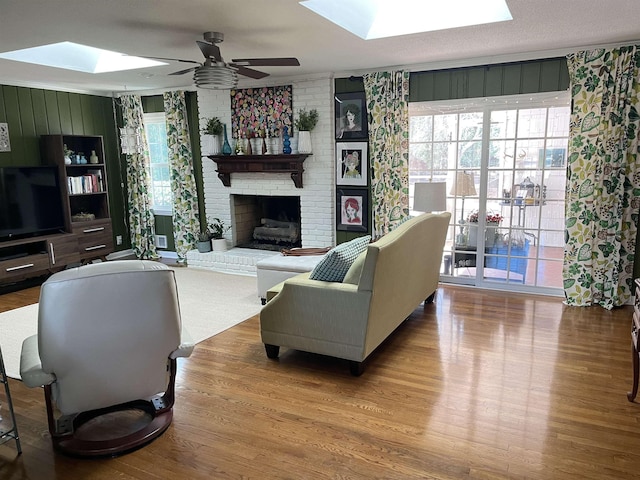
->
[342,250,367,285]
[309,235,371,282]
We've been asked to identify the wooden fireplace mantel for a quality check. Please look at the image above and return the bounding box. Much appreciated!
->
[208,154,311,188]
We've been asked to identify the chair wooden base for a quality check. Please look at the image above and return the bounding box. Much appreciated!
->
[51,404,173,458]
[44,358,178,458]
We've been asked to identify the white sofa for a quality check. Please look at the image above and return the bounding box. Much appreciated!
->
[260,212,451,375]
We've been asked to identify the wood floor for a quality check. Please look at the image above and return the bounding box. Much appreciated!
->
[0,282,639,479]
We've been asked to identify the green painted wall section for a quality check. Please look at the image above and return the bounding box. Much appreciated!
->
[0,85,128,250]
[409,58,570,102]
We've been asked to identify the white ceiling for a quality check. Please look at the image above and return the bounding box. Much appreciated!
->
[1,0,639,96]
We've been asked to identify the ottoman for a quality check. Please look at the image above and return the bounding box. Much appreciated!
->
[256,254,325,304]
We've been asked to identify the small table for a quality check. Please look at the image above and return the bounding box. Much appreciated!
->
[453,245,478,268]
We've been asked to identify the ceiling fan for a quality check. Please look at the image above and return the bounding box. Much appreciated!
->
[153,32,300,89]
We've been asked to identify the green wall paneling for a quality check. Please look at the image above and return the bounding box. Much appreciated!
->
[0,84,122,248]
[142,96,164,113]
[186,92,207,231]
[408,58,570,102]
[335,77,365,95]
[336,231,371,245]
[153,214,176,251]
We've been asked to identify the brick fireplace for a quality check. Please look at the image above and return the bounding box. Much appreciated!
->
[187,77,335,274]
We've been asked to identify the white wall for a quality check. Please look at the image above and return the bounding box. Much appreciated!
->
[197,76,336,248]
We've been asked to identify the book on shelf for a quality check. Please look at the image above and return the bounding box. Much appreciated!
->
[67,170,104,194]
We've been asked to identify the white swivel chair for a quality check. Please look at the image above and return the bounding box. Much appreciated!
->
[20,260,194,457]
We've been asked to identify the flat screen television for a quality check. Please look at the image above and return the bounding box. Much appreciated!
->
[0,166,66,241]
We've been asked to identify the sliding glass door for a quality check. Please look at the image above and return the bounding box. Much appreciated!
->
[409,92,570,295]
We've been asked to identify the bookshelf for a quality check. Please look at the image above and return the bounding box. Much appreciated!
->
[40,135,114,262]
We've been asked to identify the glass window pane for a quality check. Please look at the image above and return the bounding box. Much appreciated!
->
[517,108,547,138]
[547,107,570,137]
[143,113,172,211]
[410,115,432,142]
[433,114,457,141]
[459,112,483,140]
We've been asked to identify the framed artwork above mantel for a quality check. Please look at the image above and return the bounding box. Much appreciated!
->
[230,85,293,139]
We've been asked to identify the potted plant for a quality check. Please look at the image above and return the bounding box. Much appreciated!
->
[196,230,212,253]
[208,217,229,251]
[294,108,319,154]
[201,117,224,155]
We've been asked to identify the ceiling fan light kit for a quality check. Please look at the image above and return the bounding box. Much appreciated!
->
[194,64,238,89]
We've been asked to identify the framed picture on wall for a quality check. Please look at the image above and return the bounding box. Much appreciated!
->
[336,141,368,187]
[336,188,369,232]
[335,92,367,139]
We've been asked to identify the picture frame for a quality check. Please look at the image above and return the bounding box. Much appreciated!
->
[336,141,368,186]
[335,92,368,139]
[336,188,369,232]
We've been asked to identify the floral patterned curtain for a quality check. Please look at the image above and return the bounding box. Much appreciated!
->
[564,46,640,309]
[120,95,158,260]
[163,91,200,262]
[363,71,410,237]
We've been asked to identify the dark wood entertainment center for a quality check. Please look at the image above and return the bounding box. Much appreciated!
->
[0,134,113,285]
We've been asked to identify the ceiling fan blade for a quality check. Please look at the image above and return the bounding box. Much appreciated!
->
[231,65,270,79]
[231,58,300,67]
[137,55,201,65]
[169,66,198,76]
[197,41,222,61]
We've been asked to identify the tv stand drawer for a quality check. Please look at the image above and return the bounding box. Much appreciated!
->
[73,220,114,260]
[0,252,50,281]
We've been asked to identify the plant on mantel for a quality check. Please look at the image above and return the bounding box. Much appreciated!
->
[294,108,319,132]
[294,108,318,155]
[202,117,224,136]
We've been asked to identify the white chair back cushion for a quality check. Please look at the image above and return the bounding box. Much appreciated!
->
[37,261,182,415]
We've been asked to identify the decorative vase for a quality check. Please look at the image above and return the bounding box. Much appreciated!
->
[202,134,221,155]
[222,124,232,155]
[282,126,291,154]
[64,156,72,165]
[251,137,262,155]
[211,135,221,155]
[89,150,99,164]
[261,137,267,155]
[211,238,227,252]
[197,240,212,253]
[297,131,312,154]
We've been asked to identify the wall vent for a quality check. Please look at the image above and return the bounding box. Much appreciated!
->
[155,235,168,249]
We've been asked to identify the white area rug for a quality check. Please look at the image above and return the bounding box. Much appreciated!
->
[0,267,261,379]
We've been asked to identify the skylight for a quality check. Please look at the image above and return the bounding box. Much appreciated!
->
[299,0,513,40]
[0,42,166,74]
